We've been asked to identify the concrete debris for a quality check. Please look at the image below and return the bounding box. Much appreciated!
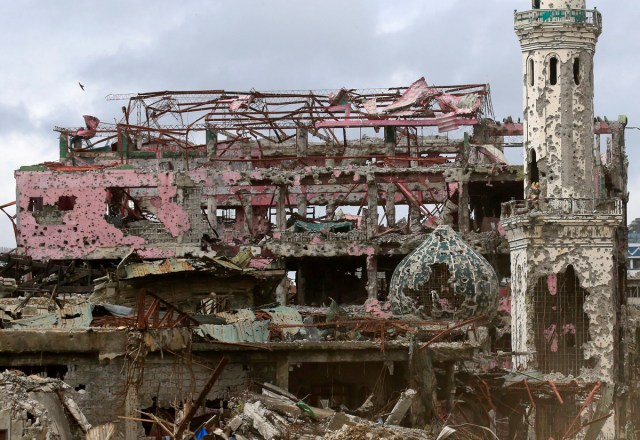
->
[86,423,116,440]
[242,401,288,439]
[325,423,431,440]
[0,277,17,297]
[385,389,417,426]
[0,370,90,440]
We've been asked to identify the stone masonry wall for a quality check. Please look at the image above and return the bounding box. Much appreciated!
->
[62,358,249,426]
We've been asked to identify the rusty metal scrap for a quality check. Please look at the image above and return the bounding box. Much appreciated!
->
[57,81,492,153]
[135,289,199,330]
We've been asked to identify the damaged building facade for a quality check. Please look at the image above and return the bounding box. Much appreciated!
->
[0,0,636,439]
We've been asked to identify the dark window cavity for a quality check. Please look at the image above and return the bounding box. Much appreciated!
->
[28,197,43,213]
[57,195,77,211]
[549,57,558,85]
[528,58,535,86]
[573,58,581,85]
[529,149,540,184]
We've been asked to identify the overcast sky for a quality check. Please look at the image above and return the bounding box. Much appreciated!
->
[0,0,638,248]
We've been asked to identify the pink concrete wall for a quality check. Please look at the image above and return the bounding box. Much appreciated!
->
[16,169,190,259]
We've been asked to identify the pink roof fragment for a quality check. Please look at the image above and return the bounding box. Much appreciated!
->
[436,93,482,115]
[229,95,253,112]
[384,77,438,113]
[75,115,100,139]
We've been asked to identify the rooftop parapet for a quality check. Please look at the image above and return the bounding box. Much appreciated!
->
[501,197,623,220]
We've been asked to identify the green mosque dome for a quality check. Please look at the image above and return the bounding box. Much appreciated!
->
[389,225,499,319]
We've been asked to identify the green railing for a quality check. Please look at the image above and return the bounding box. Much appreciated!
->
[515,9,601,29]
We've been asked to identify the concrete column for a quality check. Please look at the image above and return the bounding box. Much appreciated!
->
[275,276,289,306]
[384,127,396,157]
[409,135,418,168]
[296,128,308,157]
[206,129,218,159]
[366,255,378,300]
[276,186,287,230]
[207,196,219,236]
[241,192,254,236]
[409,339,437,429]
[445,362,456,411]
[296,268,306,306]
[326,199,336,220]
[297,193,307,218]
[458,181,470,234]
[385,184,396,227]
[242,141,252,171]
[124,378,140,440]
[275,356,290,391]
[409,204,421,233]
[367,182,378,238]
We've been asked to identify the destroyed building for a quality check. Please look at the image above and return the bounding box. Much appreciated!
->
[0,0,637,439]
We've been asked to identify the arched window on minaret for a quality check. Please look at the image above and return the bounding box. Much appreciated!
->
[528,58,535,86]
[573,58,581,85]
[528,149,540,184]
[533,0,541,9]
[549,56,559,85]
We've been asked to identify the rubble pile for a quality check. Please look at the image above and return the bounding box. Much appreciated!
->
[0,370,90,440]
[325,423,429,440]
[191,384,435,440]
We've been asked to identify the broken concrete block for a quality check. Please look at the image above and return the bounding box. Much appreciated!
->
[242,401,282,439]
[385,388,417,426]
[326,412,358,432]
[227,415,243,432]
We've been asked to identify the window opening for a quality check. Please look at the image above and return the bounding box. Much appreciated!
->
[528,149,540,184]
[57,195,76,211]
[533,0,541,9]
[528,58,535,86]
[549,57,558,85]
[533,266,590,375]
[216,208,236,224]
[28,197,43,213]
[573,58,580,85]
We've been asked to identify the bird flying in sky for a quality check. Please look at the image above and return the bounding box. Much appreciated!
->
[78,82,85,91]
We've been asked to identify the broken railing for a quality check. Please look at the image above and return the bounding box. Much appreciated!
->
[514,9,602,29]
[501,197,624,219]
[279,228,368,243]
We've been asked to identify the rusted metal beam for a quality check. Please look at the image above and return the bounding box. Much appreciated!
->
[175,356,229,439]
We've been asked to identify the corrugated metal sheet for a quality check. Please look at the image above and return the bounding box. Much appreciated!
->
[8,303,93,329]
[196,306,302,342]
[122,259,194,279]
[196,320,270,343]
[259,306,302,337]
[216,309,255,324]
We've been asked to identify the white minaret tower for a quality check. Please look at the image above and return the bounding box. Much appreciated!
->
[516,0,601,199]
[502,2,627,437]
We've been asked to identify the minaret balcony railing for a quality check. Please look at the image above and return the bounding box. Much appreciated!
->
[501,197,623,219]
[514,9,602,30]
